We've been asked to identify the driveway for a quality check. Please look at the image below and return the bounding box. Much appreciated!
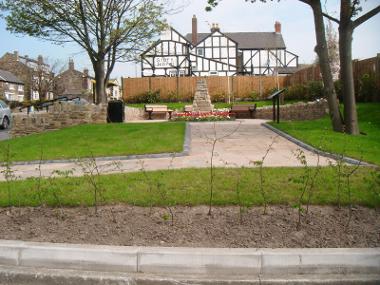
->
[0,129,10,141]
[0,120,334,181]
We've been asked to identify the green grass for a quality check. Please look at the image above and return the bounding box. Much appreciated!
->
[0,122,186,162]
[0,167,379,208]
[126,100,300,111]
[269,103,380,165]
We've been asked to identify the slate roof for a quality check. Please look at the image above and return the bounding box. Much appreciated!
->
[0,69,24,85]
[185,32,286,49]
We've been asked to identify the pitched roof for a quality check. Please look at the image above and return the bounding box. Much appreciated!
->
[185,32,286,49]
[0,69,24,85]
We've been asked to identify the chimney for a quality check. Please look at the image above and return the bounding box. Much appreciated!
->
[69,58,74,71]
[211,23,220,33]
[14,51,19,61]
[192,15,197,46]
[83,68,89,77]
[37,55,43,65]
[275,21,281,33]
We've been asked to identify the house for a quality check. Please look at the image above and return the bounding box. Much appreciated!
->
[55,59,93,101]
[0,69,25,102]
[141,15,298,77]
[0,51,53,101]
[106,79,121,100]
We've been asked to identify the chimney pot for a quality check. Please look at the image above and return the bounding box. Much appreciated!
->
[275,21,281,33]
[211,23,220,33]
[37,55,43,65]
[69,59,75,71]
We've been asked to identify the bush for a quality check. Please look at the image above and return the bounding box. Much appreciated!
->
[285,81,324,101]
[358,73,379,102]
[212,92,226,102]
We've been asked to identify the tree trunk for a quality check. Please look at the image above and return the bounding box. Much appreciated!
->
[339,1,360,135]
[310,1,343,132]
[94,60,107,104]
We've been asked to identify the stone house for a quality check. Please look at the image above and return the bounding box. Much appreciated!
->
[0,69,25,102]
[0,51,53,101]
[106,79,121,100]
[55,59,94,102]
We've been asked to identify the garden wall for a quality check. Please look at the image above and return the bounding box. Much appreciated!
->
[254,100,328,121]
[11,101,107,137]
[122,76,286,102]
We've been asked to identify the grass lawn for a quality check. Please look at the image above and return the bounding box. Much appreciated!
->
[126,100,300,110]
[0,167,378,208]
[269,103,380,165]
[0,122,186,162]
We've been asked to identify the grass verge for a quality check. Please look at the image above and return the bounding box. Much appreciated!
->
[0,122,186,162]
[269,103,380,165]
[0,167,379,208]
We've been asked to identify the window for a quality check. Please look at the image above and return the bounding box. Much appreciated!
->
[196,48,204,57]
[18,85,24,92]
[9,84,14,90]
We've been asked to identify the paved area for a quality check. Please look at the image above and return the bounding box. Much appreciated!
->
[0,129,9,141]
[0,120,334,181]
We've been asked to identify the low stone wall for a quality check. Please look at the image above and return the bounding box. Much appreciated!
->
[11,101,107,137]
[254,100,328,121]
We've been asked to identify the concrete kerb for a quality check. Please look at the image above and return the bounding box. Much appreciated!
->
[10,122,192,166]
[262,122,376,167]
[0,240,379,281]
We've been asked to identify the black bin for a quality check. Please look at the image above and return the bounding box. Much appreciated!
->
[107,100,125,123]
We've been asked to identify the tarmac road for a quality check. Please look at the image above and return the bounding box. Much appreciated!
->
[0,129,9,141]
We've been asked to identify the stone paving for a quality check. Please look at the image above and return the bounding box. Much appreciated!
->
[0,120,334,181]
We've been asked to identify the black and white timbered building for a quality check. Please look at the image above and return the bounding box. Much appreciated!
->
[141,15,298,77]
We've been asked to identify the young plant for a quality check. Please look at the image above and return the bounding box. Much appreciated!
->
[1,144,16,208]
[48,169,74,219]
[205,122,241,216]
[78,153,105,215]
[251,136,277,215]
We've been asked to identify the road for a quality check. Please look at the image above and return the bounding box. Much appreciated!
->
[0,129,10,141]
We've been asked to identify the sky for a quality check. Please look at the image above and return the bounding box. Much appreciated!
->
[0,0,379,79]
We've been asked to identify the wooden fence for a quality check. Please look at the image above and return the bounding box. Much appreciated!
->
[285,54,380,93]
[122,76,287,102]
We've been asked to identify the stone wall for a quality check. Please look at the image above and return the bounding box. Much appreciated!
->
[11,101,107,137]
[254,100,328,121]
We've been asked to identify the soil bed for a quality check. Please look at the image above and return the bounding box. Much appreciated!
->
[0,205,379,248]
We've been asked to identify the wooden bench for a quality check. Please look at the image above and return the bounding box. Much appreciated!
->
[229,104,257,119]
[144,104,173,120]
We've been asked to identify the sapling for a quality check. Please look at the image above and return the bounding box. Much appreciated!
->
[251,136,277,215]
[205,122,241,216]
[78,153,105,215]
[48,169,73,219]
[1,144,16,208]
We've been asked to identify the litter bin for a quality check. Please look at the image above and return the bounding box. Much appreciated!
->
[107,100,125,123]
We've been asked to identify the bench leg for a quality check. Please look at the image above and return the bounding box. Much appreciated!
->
[168,111,172,120]
[148,111,152,120]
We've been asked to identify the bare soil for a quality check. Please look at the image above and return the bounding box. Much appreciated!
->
[0,205,379,248]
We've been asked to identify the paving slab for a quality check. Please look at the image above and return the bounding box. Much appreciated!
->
[0,120,334,181]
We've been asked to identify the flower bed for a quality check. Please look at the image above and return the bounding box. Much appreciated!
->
[172,111,233,121]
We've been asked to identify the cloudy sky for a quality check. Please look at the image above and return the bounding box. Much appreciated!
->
[0,0,379,78]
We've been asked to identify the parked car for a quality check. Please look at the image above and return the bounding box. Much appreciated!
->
[0,99,11,129]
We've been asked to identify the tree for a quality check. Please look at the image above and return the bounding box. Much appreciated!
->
[0,0,167,104]
[32,57,64,101]
[323,2,380,135]
[206,0,344,132]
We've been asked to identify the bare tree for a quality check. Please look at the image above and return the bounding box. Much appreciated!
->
[1,0,169,104]
[323,2,380,135]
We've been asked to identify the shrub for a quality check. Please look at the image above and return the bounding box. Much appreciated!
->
[249,91,259,101]
[285,81,324,101]
[212,92,226,102]
[358,73,379,102]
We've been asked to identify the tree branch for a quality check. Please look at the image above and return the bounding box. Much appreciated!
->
[322,12,340,24]
[353,5,380,29]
